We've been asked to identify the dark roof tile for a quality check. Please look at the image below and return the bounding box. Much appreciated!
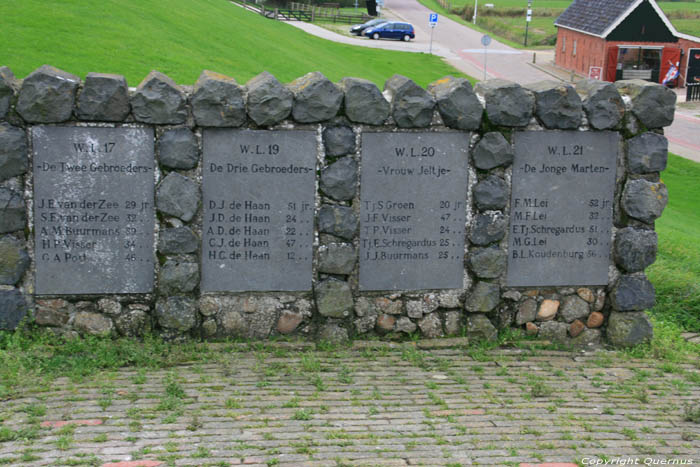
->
[555,0,637,36]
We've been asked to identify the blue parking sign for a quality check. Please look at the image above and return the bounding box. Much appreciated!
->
[429,13,438,25]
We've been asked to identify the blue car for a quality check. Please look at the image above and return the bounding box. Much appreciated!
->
[364,21,415,41]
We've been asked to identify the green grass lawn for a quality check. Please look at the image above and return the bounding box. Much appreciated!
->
[0,0,467,87]
[647,154,700,333]
[419,0,700,48]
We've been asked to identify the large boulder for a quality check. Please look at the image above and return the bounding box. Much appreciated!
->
[315,279,353,318]
[384,74,435,128]
[0,123,28,181]
[610,274,655,311]
[607,311,653,347]
[339,77,389,125]
[527,81,582,129]
[191,70,246,127]
[428,76,482,130]
[76,72,130,121]
[131,71,188,124]
[576,79,625,130]
[474,79,534,127]
[288,72,343,122]
[614,227,657,272]
[16,65,80,123]
[627,132,668,174]
[246,72,293,126]
[622,179,668,224]
[615,79,676,128]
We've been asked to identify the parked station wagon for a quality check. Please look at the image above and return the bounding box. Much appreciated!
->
[364,21,415,41]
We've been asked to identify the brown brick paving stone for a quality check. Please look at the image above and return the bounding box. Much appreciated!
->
[1,344,699,465]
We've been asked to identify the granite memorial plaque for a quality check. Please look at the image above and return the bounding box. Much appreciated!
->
[507,131,619,287]
[359,132,470,290]
[201,129,316,292]
[33,126,155,294]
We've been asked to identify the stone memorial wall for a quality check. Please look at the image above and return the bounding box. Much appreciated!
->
[0,64,676,347]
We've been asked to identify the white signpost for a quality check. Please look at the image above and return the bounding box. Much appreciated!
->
[481,34,491,81]
[429,13,438,55]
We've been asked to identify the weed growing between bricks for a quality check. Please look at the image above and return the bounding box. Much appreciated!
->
[0,327,699,465]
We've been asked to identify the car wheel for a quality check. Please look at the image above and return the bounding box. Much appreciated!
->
[373,33,380,40]
[402,34,411,42]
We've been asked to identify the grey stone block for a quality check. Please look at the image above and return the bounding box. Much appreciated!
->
[473,175,508,210]
[559,296,590,323]
[323,126,356,156]
[607,311,653,347]
[614,227,657,272]
[622,179,668,224]
[318,322,349,342]
[159,258,199,294]
[576,79,625,130]
[115,308,151,337]
[0,66,18,120]
[466,314,497,341]
[0,188,25,234]
[469,211,506,245]
[611,274,655,311]
[131,71,188,124]
[318,205,357,240]
[468,247,506,279]
[0,123,27,181]
[156,172,200,222]
[538,321,568,344]
[527,81,582,129]
[472,132,513,170]
[418,312,443,338]
[158,128,198,170]
[320,157,357,201]
[73,311,114,336]
[465,281,500,312]
[158,226,199,254]
[570,328,601,348]
[246,72,293,126]
[0,236,29,285]
[288,72,342,122]
[340,77,389,125]
[384,74,435,128]
[315,279,353,318]
[428,76,482,130]
[192,70,246,127]
[444,310,463,336]
[76,73,130,121]
[627,132,668,174]
[0,289,27,330]
[615,79,676,128]
[16,65,80,123]
[474,79,534,127]
[354,311,378,334]
[395,316,418,334]
[516,299,537,325]
[156,296,197,332]
[318,243,357,275]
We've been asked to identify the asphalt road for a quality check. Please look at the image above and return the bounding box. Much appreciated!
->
[286,0,699,162]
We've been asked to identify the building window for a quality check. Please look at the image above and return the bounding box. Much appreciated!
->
[617,46,662,82]
[562,36,566,53]
[573,39,577,56]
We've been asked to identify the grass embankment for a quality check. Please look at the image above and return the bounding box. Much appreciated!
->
[647,154,700,333]
[417,0,700,48]
[0,0,467,87]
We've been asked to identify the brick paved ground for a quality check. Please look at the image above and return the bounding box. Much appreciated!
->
[1,340,699,466]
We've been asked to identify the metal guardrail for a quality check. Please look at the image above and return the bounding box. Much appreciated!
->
[233,0,370,23]
[687,83,700,102]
